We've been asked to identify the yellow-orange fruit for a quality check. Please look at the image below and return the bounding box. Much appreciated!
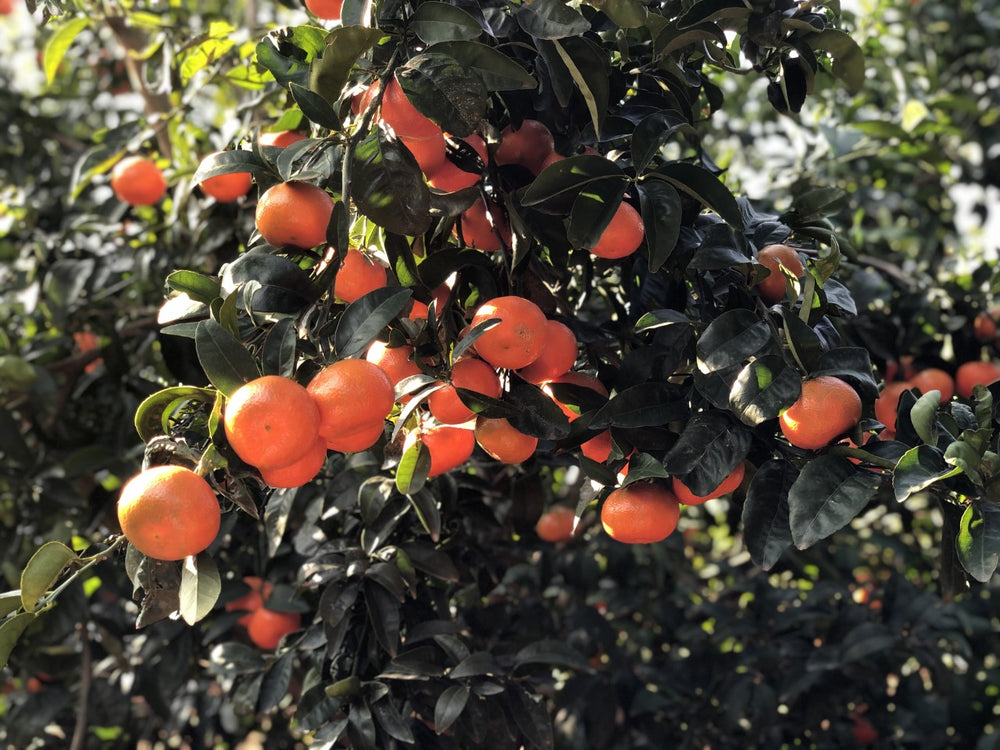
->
[779,376,862,450]
[471,295,548,370]
[224,376,322,470]
[671,463,745,506]
[601,482,680,544]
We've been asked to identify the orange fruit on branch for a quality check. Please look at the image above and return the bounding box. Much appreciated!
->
[471,295,548,370]
[255,181,333,249]
[428,357,502,425]
[224,375,322,470]
[304,0,343,20]
[259,130,306,148]
[401,132,447,175]
[516,320,578,384]
[909,367,955,402]
[110,155,168,206]
[198,153,252,203]
[259,436,328,488]
[332,248,388,303]
[779,376,862,450]
[457,198,511,253]
[421,424,475,477]
[535,506,578,543]
[955,360,1000,398]
[874,381,912,433]
[426,134,488,192]
[225,576,274,628]
[756,244,805,304]
[366,340,421,390]
[475,416,538,464]
[672,462,746,506]
[542,371,612,463]
[247,607,302,650]
[307,359,394,452]
[380,77,442,140]
[589,200,645,260]
[495,119,555,175]
[117,465,221,561]
[601,482,681,544]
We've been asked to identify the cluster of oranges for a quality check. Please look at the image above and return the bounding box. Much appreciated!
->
[224,576,302,650]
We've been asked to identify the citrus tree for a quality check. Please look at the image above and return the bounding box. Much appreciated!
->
[3,0,1000,747]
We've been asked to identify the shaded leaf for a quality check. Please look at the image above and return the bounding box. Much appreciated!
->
[663,411,751,496]
[728,354,802,427]
[434,685,470,734]
[334,287,413,359]
[308,25,384,104]
[428,41,537,91]
[450,651,500,678]
[637,178,683,272]
[365,579,401,657]
[516,0,590,39]
[258,652,295,714]
[412,2,483,44]
[696,309,776,374]
[351,130,431,236]
[646,163,743,230]
[178,552,221,625]
[589,382,688,429]
[788,456,881,549]
[0,612,37,670]
[513,639,591,671]
[397,53,489,137]
[741,459,796,570]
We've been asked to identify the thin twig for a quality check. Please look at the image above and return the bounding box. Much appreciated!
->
[69,628,92,750]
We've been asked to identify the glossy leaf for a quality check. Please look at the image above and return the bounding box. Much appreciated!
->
[637,178,683,271]
[179,552,221,626]
[396,437,431,495]
[334,287,413,359]
[588,382,688,429]
[742,460,796,570]
[396,53,489,137]
[428,41,537,91]
[645,163,743,230]
[696,309,776,374]
[434,685,470,734]
[807,29,866,94]
[20,541,78,613]
[516,0,590,39]
[0,612,37,670]
[351,130,431,236]
[788,456,882,549]
[728,354,802,427]
[134,386,215,443]
[195,319,260,397]
[412,2,482,44]
[957,503,1000,583]
[663,411,751,496]
[261,318,297,378]
[893,445,963,503]
[308,25,383,105]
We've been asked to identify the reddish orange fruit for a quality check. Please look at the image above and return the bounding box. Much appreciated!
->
[351,81,379,117]
[199,153,252,202]
[333,248,388,303]
[259,130,307,148]
[421,424,475,476]
[475,416,538,464]
[224,376,322,470]
[225,576,275,628]
[538,151,566,172]
[471,295,548,370]
[457,198,511,252]
[72,330,103,373]
[255,181,333,249]
[380,77,441,140]
[247,607,302,650]
[756,244,805,304]
[535,506,578,542]
[117,465,221,561]
[974,311,999,342]
[874,381,911,432]
[589,201,645,260]
[516,320,577,384]
[494,119,555,175]
[401,132,447,175]
[366,340,421,390]
[426,134,488,192]
[909,368,955,402]
[779,376,862,450]
[307,359,395,452]
[259,436,328,488]
[304,0,343,19]
[601,482,681,544]
[542,371,612,463]
[428,357,502,425]
[110,155,168,206]
[956,360,1000,398]
[672,463,746,506]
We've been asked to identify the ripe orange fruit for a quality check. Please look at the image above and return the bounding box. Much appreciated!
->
[516,320,577,384]
[255,181,333,249]
[421,424,475,476]
[72,330,103,373]
[307,359,395,452]
[535,506,578,542]
[538,151,566,172]
[246,607,302,650]
[672,463,745,506]
[366,340,421,389]
[401,132,447,175]
[380,77,441,140]
[589,201,645,259]
[542,371,612,462]
[225,576,274,628]
[110,155,168,206]
[224,375,322,470]
[874,381,911,432]
[974,311,998,342]
[475,416,538,464]
[426,134,488,192]
[779,376,862,450]
[601,482,681,544]
[304,0,343,19]
[909,368,954,402]
[333,248,388,303]
[117,465,221,561]
[259,130,307,148]
[457,198,511,252]
[428,357,501,425]
[471,295,548,370]
[494,119,555,175]
[259,436,327,488]
[956,360,1000,398]
[756,244,805,304]
[199,154,252,202]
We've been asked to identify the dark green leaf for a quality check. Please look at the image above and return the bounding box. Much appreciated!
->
[400,542,460,582]
[412,2,482,44]
[663,411,751,496]
[191,150,265,186]
[0,612,37,670]
[812,347,880,402]
[522,154,625,212]
[676,0,748,28]
[134,386,215,443]
[645,163,743,230]
[220,253,317,315]
[428,41,537,91]
[620,452,671,486]
[318,580,360,630]
[308,25,384,105]
[788,456,881,549]
[513,639,592,671]
[450,651,500,678]
[506,380,572,440]
[840,623,897,664]
[741,460,796,570]
[346,700,378,750]
[893,445,963,503]
[261,319,298,378]
[290,82,342,131]
[909,389,941,446]
[434,685,470,734]
[589,382,688,429]
[351,130,432,236]
[334,287,413,359]
[957,503,1000,583]
[396,53,489,137]
[505,684,554,750]
[178,552,221,625]
[516,0,590,39]
[593,0,647,28]
[630,110,693,174]
[370,695,415,743]
[696,309,776,373]
[195,319,260,397]
[551,36,609,139]
[258,652,295,714]
[776,307,824,373]
[728,354,802,427]
[634,308,691,334]
[365,578,401,657]
[20,541,78,613]
[636,178,682,272]
[568,180,628,252]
